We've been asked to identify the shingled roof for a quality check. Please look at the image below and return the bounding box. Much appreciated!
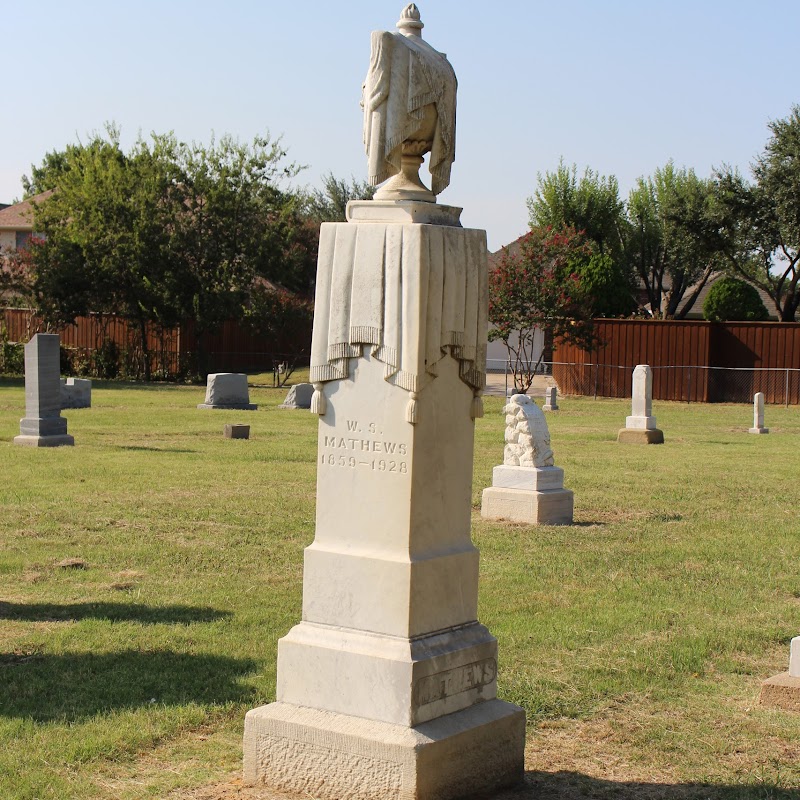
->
[0,191,53,231]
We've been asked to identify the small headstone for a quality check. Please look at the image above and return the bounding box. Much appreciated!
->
[197,373,257,410]
[14,333,75,447]
[749,392,769,434]
[481,394,573,525]
[759,635,800,711]
[60,377,92,409]
[224,423,250,440]
[279,382,314,409]
[543,386,559,411]
[617,365,664,444]
[56,557,87,569]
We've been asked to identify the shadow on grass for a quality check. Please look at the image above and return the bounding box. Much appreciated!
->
[113,445,198,453]
[490,770,797,799]
[0,601,231,624]
[0,650,256,721]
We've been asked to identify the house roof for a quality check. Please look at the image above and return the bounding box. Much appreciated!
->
[0,191,53,231]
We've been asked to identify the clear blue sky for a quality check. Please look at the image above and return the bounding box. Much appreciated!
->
[3,1,799,250]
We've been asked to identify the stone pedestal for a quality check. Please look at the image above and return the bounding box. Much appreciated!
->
[14,334,74,448]
[482,465,573,525]
[760,636,800,711]
[749,392,769,434]
[618,364,663,444]
[243,214,524,799]
[197,373,257,410]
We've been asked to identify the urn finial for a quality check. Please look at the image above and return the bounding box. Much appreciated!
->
[397,3,424,36]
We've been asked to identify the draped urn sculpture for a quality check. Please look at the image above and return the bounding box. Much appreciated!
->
[362,3,457,202]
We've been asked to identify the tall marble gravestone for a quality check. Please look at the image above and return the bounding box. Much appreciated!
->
[617,364,664,444]
[243,6,525,799]
[14,333,74,447]
[749,392,769,434]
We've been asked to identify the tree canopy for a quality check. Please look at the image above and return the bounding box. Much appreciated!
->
[488,225,597,393]
[24,127,316,378]
[702,276,768,322]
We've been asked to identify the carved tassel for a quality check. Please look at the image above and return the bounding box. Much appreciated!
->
[471,390,484,419]
[406,391,419,424]
[310,383,327,416]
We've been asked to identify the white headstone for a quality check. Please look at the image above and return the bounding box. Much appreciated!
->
[543,386,559,411]
[243,9,525,797]
[627,364,656,429]
[749,392,768,434]
[790,636,800,678]
[197,373,257,410]
[14,334,74,447]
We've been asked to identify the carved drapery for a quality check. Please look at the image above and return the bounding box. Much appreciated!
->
[310,222,487,419]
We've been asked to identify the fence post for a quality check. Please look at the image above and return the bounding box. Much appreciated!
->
[687,367,692,404]
[593,363,598,400]
[786,368,790,408]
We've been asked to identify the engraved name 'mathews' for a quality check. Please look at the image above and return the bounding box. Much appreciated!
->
[323,419,408,455]
[413,659,497,706]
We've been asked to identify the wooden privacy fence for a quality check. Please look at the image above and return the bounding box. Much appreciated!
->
[552,319,800,404]
[1,308,312,377]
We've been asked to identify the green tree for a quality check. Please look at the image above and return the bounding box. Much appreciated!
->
[702,277,768,321]
[713,106,800,321]
[304,172,375,223]
[527,161,635,316]
[28,127,310,378]
[489,225,597,393]
[627,162,721,318]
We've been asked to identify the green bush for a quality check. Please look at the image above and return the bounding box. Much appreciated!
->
[0,340,24,375]
[93,338,121,379]
[703,277,769,321]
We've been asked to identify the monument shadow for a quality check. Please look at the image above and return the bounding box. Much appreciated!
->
[0,601,231,624]
[0,649,257,721]
[488,770,798,800]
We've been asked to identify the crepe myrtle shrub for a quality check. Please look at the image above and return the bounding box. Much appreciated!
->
[244,283,313,356]
[703,276,769,322]
[488,225,597,394]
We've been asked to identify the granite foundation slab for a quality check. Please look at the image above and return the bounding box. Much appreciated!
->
[244,699,525,800]
[481,485,573,525]
[749,427,769,435]
[224,423,250,439]
[13,433,75,447]
[617,428,664,444]
[759,673,800,711]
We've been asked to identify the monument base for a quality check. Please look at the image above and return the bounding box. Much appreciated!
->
[13,434,74,448]
[749,427,769,435]
[759,672,800,711]
[481,486,574,525]
[196,403,257,411]
[243,699,525,800]
[617,428,664,444]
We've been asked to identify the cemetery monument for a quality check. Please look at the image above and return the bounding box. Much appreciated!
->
[481,394,573,525]
[279,382,314,409]
[543,385,558,411]
[197,373,257,410]
[14,333,74,447]
[60,377,92,409]
[243,6,526,799]
[617,364,664,444]
[749,392,769,434]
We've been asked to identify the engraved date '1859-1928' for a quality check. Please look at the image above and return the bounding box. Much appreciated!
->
[320,419,409,474]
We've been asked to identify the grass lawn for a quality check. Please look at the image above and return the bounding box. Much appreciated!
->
[1,375,799,799]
